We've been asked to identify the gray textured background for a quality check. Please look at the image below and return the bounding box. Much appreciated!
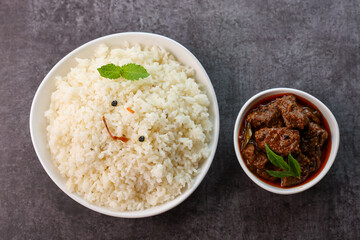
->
[1,0,359,239]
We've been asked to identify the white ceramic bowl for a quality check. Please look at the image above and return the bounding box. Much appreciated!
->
[233,88,339,194]
[30,32,220,218]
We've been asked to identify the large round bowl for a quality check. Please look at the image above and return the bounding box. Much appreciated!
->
[30,32,220,218]
[233,88,339,194]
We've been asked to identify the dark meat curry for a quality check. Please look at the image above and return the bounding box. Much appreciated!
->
[239,94,331,188]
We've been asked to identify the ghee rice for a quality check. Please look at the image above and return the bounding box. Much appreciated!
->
[45,43,212,211]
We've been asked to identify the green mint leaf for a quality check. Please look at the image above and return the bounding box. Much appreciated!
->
[288,152,301,179]
[119,63,150,80]
[265,170,295,178]
[265,143,290,171]
[97,64,122,79]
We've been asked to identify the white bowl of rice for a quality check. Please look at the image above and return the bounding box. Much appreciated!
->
[30,32,219,218]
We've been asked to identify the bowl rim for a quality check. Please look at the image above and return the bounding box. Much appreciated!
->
[233,87,340,194]
[30,32,220,218]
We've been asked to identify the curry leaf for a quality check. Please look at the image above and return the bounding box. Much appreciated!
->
[265,144,302,179]
[265,170,295,178]
[241,122,252,150]
[265,143,290,171]
[288,152,301,178]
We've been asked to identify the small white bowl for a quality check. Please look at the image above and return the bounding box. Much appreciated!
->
[30,32,220,218]
[233,88,339,194]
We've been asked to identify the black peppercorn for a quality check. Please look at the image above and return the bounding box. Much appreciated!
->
[111,100,118,106]
[139,136,145,142]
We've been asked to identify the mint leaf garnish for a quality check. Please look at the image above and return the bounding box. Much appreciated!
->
[264,143,301,179]
[97,64,122,79]
[120,63,150,80]
[97,63,149,81]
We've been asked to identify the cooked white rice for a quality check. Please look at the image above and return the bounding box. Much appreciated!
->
[45,43,212,211]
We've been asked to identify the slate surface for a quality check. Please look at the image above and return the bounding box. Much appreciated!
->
[1,0,359,239]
